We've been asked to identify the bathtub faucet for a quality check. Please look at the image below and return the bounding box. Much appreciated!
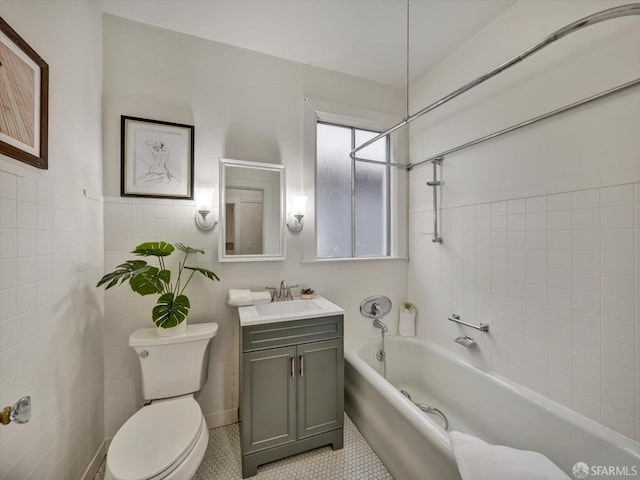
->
[360,295,392,335]
[373,317,388,334]
[360,295,392,320]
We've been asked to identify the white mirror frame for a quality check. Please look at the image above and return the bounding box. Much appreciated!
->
[218,158,286,262]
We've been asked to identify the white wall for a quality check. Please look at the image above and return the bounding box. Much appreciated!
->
[0,1,104,479]
[408,0,640,440]
[102,15,408,439]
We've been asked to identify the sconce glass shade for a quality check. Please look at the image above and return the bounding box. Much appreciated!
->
[291,195,307,215]
[194,187,217,231]
[287,195,307,232]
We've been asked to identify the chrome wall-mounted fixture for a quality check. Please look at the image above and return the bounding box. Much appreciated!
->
[449,313,489,332]
[194,187,217,231]
[286,195,307,232]
[427,158,443,243]
[454,336,476,348]
[360,295,392,378]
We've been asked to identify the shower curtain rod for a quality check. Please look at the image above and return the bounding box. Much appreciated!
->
[349,3,640,171]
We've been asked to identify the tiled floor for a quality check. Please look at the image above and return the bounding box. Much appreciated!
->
[94,414,393,479]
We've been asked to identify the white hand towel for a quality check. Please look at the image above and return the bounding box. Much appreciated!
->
[227,289,272,306]
[227,289,252,305]
[449,431,570,480]
[251,291,272,303]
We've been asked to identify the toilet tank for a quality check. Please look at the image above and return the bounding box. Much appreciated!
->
[129,322,219,400]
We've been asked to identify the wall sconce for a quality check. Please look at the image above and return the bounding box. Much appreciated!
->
[194,187,217,231]
[287,195,307,232]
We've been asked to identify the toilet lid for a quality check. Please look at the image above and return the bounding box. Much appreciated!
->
[108,397,204,480]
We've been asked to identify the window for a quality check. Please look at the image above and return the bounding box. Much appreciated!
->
[316,121,390,258]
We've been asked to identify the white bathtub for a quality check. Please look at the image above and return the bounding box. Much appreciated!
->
[345,335,640,480]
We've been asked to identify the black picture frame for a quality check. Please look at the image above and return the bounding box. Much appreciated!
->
[121,115,194,199]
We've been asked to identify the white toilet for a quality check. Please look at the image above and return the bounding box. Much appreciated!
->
[105,322,219,480]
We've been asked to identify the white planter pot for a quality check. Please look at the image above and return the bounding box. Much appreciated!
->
[156,320,187,337]
[399,308,416,337]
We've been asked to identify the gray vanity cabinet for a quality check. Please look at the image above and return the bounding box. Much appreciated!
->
[240,315,344,478]
[241,346,297,454]
[296,339,343,439]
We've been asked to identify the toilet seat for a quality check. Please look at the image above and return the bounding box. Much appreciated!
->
[107,396,205,480]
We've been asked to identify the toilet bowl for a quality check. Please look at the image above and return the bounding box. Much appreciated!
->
[105,323,218,480]
[105,396,208,480]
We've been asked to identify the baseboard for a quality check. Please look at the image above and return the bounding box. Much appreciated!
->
[80,440,106,480]
[204,408,238,429]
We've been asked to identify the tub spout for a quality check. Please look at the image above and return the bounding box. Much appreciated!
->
[373,318,388,334]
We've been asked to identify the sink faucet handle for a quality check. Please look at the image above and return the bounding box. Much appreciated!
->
[265,287,277,301]
[285,285,298,301]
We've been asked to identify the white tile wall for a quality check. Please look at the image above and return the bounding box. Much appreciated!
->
[409,182,639,441]
[0,168,104,479]
[102,194,411,441]
[102,196,225,439]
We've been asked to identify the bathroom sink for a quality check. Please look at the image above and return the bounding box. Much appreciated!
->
[255,299,323,316]
[238,296,344,326]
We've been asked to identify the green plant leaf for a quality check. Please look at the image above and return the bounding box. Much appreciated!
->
[184,266,220,282]
[96,260,150,289]
[132,241,174,257]
[175,243,204,255]
[152,293,190,328]
[158,269,171,285]
[129,266,165,296]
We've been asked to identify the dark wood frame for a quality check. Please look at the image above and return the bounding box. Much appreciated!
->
[0,16,48,169]
[120,115,195,200]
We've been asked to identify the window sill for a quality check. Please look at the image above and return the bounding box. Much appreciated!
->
[300,256,408,265]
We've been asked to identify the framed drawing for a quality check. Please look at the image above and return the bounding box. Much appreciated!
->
[0,16,49,169]
[121,116,194,199]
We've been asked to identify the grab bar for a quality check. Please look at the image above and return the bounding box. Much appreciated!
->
[448,314,489,332]
[426,158,443,243]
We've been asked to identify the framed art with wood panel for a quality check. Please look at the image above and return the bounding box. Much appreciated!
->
[0,16,48,169]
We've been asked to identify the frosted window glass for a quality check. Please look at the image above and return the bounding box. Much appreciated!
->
[354,130,388,256]
[316,122,389,258]
[316,123,352,257]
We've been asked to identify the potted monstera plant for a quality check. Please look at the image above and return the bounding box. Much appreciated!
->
[97,241,220,336]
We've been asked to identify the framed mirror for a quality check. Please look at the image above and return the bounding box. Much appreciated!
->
[219,158,286,262]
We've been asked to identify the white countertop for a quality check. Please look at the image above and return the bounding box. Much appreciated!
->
[238,295,344,327]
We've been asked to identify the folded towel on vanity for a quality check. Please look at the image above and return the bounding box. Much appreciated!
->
[228,289,252,304]
[227,289,272,306]
[449,431,570,480]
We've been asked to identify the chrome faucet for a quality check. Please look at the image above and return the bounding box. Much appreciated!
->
[370,303,388,333]
[373,317,388,334]
[265,287,277,302]
[265,280,298,301]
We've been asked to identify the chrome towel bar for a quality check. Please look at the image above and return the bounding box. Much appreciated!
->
[449,314,489,332]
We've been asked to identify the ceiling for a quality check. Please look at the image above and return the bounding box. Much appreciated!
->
[99,0,515,88]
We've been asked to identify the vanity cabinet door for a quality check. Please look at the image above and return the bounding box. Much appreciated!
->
[296,339,344,439]
[242,346,297,453]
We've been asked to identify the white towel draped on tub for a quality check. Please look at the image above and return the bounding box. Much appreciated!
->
[227,289,272,306]
[449,431,570,480]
